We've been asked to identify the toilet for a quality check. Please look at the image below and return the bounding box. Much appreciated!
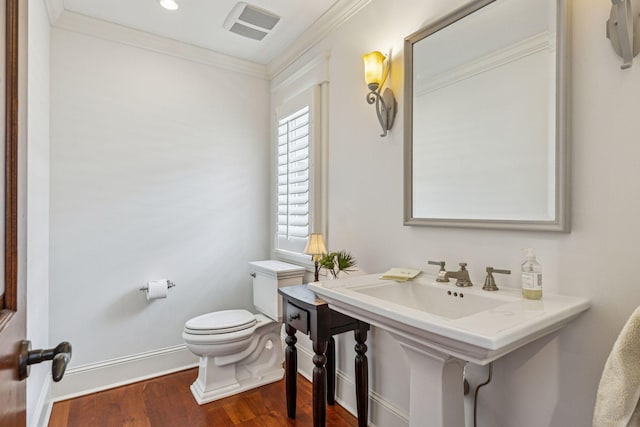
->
[183,260,305,404]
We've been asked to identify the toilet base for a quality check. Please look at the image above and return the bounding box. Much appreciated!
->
[190,366,284,404]
[187,319,285,405]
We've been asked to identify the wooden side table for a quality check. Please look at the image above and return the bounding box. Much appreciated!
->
[278,285,370,427]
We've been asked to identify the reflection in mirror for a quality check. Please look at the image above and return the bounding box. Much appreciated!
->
[404,0,569,231]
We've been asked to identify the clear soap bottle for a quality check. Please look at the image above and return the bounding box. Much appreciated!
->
[521,248,542,300]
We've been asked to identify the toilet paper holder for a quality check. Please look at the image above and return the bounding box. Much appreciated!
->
[139,280,176,292]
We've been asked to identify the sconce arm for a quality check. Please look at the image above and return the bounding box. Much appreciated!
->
[607,0,639,69]
[365,88,397,137]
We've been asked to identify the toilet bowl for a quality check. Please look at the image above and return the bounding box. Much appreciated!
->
[183,309,284,404]
[183,260,305,404]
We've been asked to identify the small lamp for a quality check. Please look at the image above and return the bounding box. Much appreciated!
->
[362,51,397,137]
[304,233,327,282]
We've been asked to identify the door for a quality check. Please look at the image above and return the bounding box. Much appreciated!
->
[0,0,24,424]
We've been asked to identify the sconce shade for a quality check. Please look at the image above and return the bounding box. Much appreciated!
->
[362,51,387,90]
[304,233,327,256]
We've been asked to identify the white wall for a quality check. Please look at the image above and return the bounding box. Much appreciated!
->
[49,27,271,381]
[272,0,640,425]
[26,0,51,425]
[43,0,640,425]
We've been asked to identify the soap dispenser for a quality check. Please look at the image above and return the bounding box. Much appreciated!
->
[521,248,542,300]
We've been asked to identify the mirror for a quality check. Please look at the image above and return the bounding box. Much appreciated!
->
[404,0,569,231]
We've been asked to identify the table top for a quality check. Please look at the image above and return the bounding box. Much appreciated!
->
[279,284,327,308]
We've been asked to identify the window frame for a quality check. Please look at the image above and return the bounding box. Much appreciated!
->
[273,84,324,267]
[270,53,330,269]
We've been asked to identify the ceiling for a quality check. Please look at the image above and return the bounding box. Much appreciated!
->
[59,0,341,65]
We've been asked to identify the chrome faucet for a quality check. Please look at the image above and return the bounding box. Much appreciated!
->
[482,267,511,291]
[428,260,449,282]
[444,263,473,287]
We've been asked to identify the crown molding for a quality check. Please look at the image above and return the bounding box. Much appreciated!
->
[46,0,369,80]
[43,0,64,25]
[52,11,268,80]
[267,0,372,79]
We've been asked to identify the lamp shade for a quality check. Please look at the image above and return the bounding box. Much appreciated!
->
[304,233,327,256]
[362,51,386,89]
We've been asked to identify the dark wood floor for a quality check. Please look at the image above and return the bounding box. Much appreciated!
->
[49,368,358,426]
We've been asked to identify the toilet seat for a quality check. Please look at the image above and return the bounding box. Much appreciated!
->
[184,309,257,335]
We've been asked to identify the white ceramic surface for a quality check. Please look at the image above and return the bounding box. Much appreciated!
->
[308,273,590,365]
[309,273,589,426]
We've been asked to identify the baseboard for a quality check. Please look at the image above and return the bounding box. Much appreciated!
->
[51,344,198,401]
[32,376,53,427]
[297,344,409,427]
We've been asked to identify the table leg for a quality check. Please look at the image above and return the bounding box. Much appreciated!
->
[326,337,336,406]
[313,340,328,427]
[285,324,297,419]
[355,327,368,427]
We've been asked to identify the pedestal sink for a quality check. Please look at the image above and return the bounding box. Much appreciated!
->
[308,274,590,427]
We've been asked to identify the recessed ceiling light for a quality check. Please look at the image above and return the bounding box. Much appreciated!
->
[159,0,179,11]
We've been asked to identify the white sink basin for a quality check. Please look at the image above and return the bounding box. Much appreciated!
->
[353,280,514,320]
[309,273,589,363]
[308,273,590,427]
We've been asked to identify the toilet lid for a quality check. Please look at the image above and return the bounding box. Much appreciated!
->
[184,309,257,335]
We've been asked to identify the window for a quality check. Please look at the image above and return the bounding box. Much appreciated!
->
[276,105,310,254]
[274,85,324,260]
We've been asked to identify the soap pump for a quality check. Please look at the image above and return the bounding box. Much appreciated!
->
[521,248,542,300]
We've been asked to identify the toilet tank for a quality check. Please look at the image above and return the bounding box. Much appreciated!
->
[249,260,305,321]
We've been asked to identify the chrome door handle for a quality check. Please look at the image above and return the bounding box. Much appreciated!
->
[19,340,72,382]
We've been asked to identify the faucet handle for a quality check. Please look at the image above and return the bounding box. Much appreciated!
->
[458,262,468,270]
[428,260,445,269]
[482,267,511,291]
[428,260,449,282]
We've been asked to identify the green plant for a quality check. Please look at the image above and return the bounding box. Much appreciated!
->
[318,250,357,279]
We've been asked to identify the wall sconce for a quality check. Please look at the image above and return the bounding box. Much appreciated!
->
[362,51,397,137]
[304,233,327,282]
[606,0,640,69]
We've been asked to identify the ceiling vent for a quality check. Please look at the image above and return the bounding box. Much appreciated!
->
[223,2,280,41]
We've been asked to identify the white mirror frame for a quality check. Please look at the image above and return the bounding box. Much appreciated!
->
[403,0,570,232]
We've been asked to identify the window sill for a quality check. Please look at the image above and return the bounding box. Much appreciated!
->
[274,249,328,278]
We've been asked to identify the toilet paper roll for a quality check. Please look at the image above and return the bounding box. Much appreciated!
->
[146,279,168,300]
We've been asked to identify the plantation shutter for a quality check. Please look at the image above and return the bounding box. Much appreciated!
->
[276,104,310,253]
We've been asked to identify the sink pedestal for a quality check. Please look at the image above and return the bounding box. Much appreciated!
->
[395,336,465,427]
[307,274,591,427]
